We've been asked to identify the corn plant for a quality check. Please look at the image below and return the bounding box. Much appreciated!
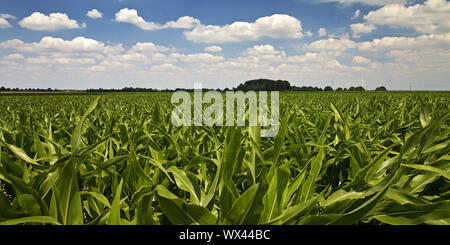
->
[0,92,449,225]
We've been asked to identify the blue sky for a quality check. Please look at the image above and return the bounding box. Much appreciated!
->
[0,0,449,90]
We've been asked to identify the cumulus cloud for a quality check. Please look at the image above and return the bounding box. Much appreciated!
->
[114,8,162,30]
[386,48,450,72]
[286,52,336,64]
[170,53,224,63]
[114,8,200,30]
[0,14,16,19]
[113,10,303,43]
[87,9,103,19]
[363,0,450,34]
[0,36,124,54]
[0,14,15,28]
[26,56,96,65]
[184,14,303,43]
[244,45,282,56]
[3,53,24,60]
[151,63,183,72]
[307,32,450,53]
[352,55,371,64]
[19,12,82,31]
[0,18,12,28]
[350,23,376,38]
[307,37,358,52]
[128,42,170,53]
[358,33,450,51]
[351,9,360,19]
[164,16,201,29]
[204,46,222,52]
[318,28,327,37]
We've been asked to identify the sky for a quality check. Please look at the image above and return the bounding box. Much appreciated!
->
[0,0,449,90]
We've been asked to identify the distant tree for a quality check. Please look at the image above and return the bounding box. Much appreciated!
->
[349,86,365,91]
[236,79,291,91]
[324,86,333,91]
[291,86,323,91]
[375,86,387,91]
[336,87,343,91]
[0,86,6,91]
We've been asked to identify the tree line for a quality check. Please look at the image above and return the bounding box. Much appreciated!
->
[1,79,388,93]
[233,79,387,92]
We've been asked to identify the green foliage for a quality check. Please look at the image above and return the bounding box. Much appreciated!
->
[236,79,291,91]
[375,86,388,91]
[0,91,449,225]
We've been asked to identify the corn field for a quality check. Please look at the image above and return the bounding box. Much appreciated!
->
[0,92,449,225]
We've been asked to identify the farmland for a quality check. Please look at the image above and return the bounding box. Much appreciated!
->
[0,91,449,225]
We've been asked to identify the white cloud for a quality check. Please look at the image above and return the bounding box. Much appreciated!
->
[351,9,360,19]
[307,37,358,52]
[0,36,124,54]
[386,48,450,71]
[352,55,371,64]
[114,8,162,30]
[319,0,406,5]
[0,18,11,28]
[364,0,450,34]
[0,13,16,28]
[318,28,327,37]
[26,56,96,65]
[204,45,222,52]
[3,53,24,60]
[238,44,287,63]
[89,65,106,72]
[128,42,170,53]
[358,33,450,51]
[151,63,183,72]
[287,52,336,64]
[244,44,281,56]
[170,53,224,63]
[305,31,313,37]
[184,14,303,43]
[19,12,82,31]
[114,8,200,30]
[113,10,303,43]
[307,32,450,53]
[164,16,201,29]
[350,23,376,38]
[110,53,149,63]
[87,9,103,19]
[0,14,16,19]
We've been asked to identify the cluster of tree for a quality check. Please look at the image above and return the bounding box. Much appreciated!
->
[235,79,291,91]
[86,87,222,93]
[0,87,58,92]
[87,87,159,92]
[292,86,324,91]
[233,79,388,92]
[375,86,387,91]
[333,86,366,91]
